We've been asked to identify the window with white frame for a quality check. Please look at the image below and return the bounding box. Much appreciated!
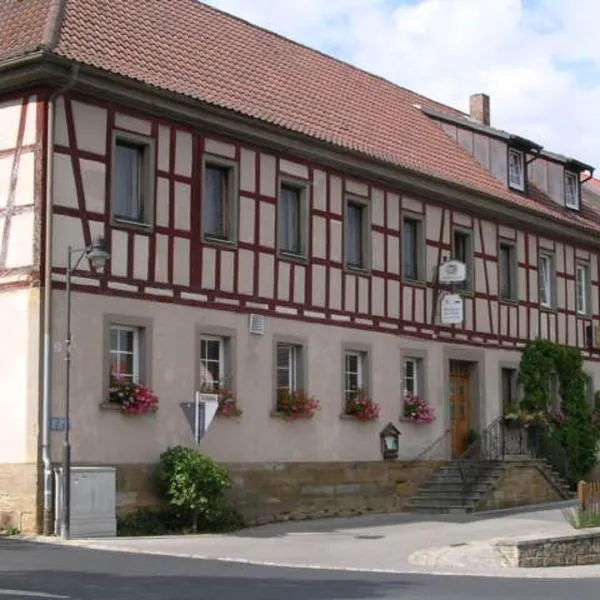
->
[403,358,419,397]
[538,253,554,307]
[565,171,580,210]
[203,161,235,241]
[508,148,525,191]
[344,351,365,401]
[199,336,227,391]
[276,342,301,397]
[279,182,305,256]
[576,263,590,315]
[113,137,153,224]
[110,325,140,382]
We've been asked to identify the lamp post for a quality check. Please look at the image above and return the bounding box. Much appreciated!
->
[60,237,110,540]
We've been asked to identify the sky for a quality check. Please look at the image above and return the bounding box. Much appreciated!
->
[204,0,600,169]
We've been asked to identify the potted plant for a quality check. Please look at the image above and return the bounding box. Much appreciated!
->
[344,389,380,421]
[108,371,159,415]
[215,387,242,417]
[276,389,320,419]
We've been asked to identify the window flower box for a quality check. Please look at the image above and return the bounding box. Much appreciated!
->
[401,394,435,424]
[106,371,159,415]
[276,390,320,419]
[344,389,380,422]
[215,387,243,418]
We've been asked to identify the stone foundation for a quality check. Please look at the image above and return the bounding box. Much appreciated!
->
[496,531,600,567]
[476,460,566,512]
[0,463,38,532]
[111,460,444,524]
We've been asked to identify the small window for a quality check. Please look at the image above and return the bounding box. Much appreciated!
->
[508,148,525,191]
[345,200,368,269]
[199,336,227,391]
[565,171,580,210]
[110,325,141,382]
[576,263,590,315]
[113,137,153,224]
[403,217,422,281]
[538,254,554,307]
[499,243,517,301]
[279,182,305,256]
[344,351,366,401]
[403,358,419,397]
[203,161,235,241]
[276,343,301,397]
[501,367,518,408]
[452,230,473,289]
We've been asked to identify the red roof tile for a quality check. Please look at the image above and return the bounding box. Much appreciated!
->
[1,0,600,235]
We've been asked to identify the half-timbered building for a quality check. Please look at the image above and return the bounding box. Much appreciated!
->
[1,0,599,531]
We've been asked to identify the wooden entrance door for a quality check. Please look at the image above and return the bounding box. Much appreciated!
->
[449,361,471,457]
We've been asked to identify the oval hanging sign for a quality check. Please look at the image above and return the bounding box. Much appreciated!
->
[438,260,467,283]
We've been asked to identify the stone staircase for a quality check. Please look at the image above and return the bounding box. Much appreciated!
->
[406,459,504,514]
[406,457,574,514]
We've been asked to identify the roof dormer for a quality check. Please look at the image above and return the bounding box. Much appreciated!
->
[564,159,593,211]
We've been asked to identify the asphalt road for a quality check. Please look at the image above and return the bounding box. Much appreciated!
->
[1,538,599,600]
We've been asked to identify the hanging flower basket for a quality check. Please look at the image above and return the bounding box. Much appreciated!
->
[401,394,435,424]
[344,389,380,422]
[276,390,320,419]
[108,372,159,415]
[215,388,243,417]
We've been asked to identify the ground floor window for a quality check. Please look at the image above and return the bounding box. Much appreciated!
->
[110,325,140,382]
[344,351,366,401]
[276,342,301,397]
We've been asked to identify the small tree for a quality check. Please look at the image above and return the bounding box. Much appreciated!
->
[155,446,234,533]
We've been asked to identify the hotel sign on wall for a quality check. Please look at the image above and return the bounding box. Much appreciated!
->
[438,259,467,284]
[440,293,464,325]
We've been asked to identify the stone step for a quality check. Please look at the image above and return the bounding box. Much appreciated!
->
[418,484,491,495]
[410,495,473,506]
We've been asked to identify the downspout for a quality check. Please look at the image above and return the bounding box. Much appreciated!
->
[41,64,79,536]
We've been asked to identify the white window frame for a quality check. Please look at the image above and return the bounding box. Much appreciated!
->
[565,171,580,210]
[344,351,364,399]
[199,335,225,390]
[276,343,299,393]
[576,263,590,315]
[403,358,419,397]
[539,254,553,308]
[508,148,525,191]
[109,325,140,382]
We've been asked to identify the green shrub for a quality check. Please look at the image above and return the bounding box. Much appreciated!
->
[155,445,242,533]
[563,505,600,529]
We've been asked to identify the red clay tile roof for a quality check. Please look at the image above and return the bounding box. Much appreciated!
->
[1,0,599,234]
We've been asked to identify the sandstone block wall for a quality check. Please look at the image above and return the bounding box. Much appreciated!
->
[0,463,38,532]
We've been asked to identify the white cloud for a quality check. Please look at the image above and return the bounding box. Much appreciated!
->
[204,0,600,168]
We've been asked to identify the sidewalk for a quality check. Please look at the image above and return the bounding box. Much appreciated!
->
[36,501,600,579]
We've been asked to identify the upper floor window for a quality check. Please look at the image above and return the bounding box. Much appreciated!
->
[538,253,554,308]
[345,200,368,270]
[203,159,236,242]
[403,217,422,281]
[499,243,517,301]
[576,263,590,316]
[452,229,473,289]
[508,148,525,191]
[279,182,306,257]
[113,135,154,225]
[565,171,580,210]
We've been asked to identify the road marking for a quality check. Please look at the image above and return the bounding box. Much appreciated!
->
[0,590,69,599]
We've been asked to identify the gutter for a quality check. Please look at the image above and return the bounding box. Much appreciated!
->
[41,63,79,536]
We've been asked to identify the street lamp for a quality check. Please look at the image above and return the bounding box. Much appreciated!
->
[60,237,110,540]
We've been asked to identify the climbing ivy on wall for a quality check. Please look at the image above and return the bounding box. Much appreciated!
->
[518,339,599,482]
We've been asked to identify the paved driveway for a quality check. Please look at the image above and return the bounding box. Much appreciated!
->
[44,502,600,579]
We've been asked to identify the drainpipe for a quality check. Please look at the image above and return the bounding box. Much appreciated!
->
[41,64,79,536]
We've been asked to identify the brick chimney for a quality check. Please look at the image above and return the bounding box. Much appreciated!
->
[469,93,490,126]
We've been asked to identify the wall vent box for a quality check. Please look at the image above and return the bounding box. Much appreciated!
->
[249,313,265,335]
[54,466,116,538]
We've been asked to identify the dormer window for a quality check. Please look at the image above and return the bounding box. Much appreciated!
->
[508,148,525,191]
[565,171,580,210]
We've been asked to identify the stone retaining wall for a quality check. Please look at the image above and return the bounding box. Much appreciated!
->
[0,463,38,532]
[496,531,600,567]
[112,460,445,525]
